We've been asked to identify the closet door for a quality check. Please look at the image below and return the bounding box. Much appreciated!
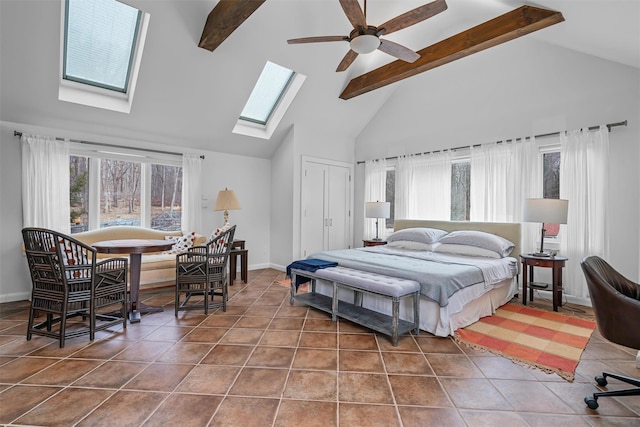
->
[300,158,353,258]
[301,161,328,258]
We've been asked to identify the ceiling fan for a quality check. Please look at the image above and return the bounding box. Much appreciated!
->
[287,0,448,72]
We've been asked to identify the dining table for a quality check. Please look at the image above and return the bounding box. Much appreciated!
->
[92,239,173,323]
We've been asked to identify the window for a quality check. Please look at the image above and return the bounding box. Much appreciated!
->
[543,150,561,237]
[451,160,471,221]
[60,0,150,113]
[385,168,395,230]
[69,152,182,233]
[233,61,306,140]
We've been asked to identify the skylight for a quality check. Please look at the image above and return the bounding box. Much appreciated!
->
[239,61,295,125]
[63,0,141,93]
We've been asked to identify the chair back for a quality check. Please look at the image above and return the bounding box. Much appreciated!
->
[22,227,96,291]
[581,256,640,350]
[207,225,236,268]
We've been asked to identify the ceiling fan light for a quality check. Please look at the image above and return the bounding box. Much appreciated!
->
[350,35,380,54]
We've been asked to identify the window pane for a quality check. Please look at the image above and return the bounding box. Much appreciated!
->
[385,169,395,230]
[70,155,90,233]
[100,159,141,227]
[239,61,294,124]
[64,0,141,92]
[451,161,470,221]
[543,151,561,236]
[150,165,183,231]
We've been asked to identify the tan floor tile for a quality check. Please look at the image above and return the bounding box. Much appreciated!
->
[259,330,301,347]
[0,385,61,424]
[144,393,223,425]
[244,305,279,317]
[491,379,575,413]
[440,378,513,410]
[427,353,484,377]
[142,325,193,342]
[69,338,131,359]
[200,314,240,328]
[181,326,227,343]
[75,390,166,427]
[22,358,102,386]
[458,409,528,427]
[15,387,114,426]
[339,403,400,427]
[123,363,194,392]
[201,344,254,366]
[234,316,273,329]
[284,370,337,401]
[0,356,59,383]
[470,354,538,380]
[113,340,174,362]
[73,360,148,388]
[339,372,394,404]
[275,400,337,427]
[416,336,464,354]
[293,348,338,370]
[157,342,213,363]
[377,334,421,352]
[269,317,305,331]
[518,412,594,427]
[246,346,296,368]
[304,318,338,332]
[176,364,240,394]
[389,375,452,407]
[382,352,434,375]
[299,331,337,349]
[219,328,263,345]
[398,406,466,427]
[339,350,385,373]
[210,396,279,427]
[339,333,378,350]
[229,367,288,397]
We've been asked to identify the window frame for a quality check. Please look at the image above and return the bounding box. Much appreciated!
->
[58,0,151,114]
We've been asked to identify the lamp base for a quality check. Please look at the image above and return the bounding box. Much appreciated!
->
[531,252,551,257]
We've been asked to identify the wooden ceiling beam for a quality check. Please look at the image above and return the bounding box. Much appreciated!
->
[198,0,266,52]
[340,6,564,100]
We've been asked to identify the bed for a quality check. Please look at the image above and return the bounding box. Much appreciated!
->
[305,219,521,337]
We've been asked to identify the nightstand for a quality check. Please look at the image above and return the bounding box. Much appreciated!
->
[520,254,568,312]
[363,239,387,247]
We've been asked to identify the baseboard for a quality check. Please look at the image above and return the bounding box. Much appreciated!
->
[0,291,31,303]
[269,263,286,272]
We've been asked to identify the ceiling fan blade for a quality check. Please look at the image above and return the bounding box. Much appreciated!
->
[288,36,348,44]
[378,39,420,63]
[378,0,448,36]
[339,0,367,29]
[336,49,359,72]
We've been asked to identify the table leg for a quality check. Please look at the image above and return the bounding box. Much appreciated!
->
[241,251,248,283]
[229,253,237,286]
[128,253,163,323]
[552,266,563,312]
[529,265,535,302]
[522,262,528,306]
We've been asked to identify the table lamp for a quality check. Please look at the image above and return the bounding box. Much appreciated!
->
[522,198,568,256]
[365,201,391,241]
[214,188,241,225]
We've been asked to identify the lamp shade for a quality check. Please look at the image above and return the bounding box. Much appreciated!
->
[365,202,390,219]
[214,188,241,211]
[523,198,568,224]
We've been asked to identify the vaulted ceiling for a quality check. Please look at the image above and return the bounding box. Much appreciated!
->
[1,1,638,159]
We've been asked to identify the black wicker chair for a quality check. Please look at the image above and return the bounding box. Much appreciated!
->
[22,227,128,347]
[580,256,640,409]
[175,225,236,315]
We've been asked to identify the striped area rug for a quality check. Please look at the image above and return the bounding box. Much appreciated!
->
[455,303,596,381]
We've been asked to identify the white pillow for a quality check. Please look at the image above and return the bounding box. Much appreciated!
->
[386,240,440,251]
[387,227,448,245]
[162,232,196,255]
[435,243,501,259]
[438,230,514,258]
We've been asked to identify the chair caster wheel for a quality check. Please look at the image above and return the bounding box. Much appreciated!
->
[595,375,608,387]
[584,396,599,409]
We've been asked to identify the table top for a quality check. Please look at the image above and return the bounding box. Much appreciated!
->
[92,239,173,255]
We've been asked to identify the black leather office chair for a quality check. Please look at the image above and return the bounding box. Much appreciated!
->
[580,256,640,409]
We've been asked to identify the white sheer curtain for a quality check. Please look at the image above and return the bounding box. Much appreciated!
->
[560,126,609,299]
[181,154,203,234]
[21,134,70,233]
[396,152,451,220]
[364,159,387,239]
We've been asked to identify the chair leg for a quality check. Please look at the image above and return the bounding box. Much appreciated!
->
[584,371,640,409]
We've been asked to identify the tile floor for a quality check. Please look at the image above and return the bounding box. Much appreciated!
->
[0,268,638,426]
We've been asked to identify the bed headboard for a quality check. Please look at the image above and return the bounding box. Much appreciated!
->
[394,219,522,270]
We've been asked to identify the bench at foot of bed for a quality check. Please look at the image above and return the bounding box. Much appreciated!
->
[290,266,420,346]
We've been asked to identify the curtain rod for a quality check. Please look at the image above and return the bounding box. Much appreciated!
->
[356,120,627,165]
[13,131,205,159]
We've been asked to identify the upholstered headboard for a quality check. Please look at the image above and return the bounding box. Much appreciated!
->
[394,219,522,271]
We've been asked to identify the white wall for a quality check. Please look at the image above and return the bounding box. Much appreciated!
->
[354,39,640,282]
[270,126,295,270]
[0,121,272,302]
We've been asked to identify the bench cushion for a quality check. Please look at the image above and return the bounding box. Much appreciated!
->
[313,266,420,298]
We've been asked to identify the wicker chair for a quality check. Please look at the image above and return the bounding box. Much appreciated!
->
[22,227,128,348]
[175,225,236,315]
[581,256,640,409]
